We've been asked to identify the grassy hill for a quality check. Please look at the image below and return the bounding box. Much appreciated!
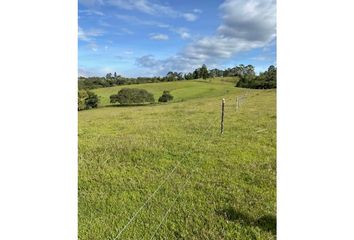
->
[92,77,239,106]
[79,78,276,239]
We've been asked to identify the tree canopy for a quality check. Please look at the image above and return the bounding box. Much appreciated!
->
[236,65,276,89]
[158,90,174,102]
[78,90,99,110]
[78,64,276,91]
[110,88,155,105]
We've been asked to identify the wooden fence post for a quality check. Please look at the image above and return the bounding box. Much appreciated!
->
[221,98,225,134]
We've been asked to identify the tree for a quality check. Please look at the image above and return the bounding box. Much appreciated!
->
[158,90,174,102]
[193,68,201,79]
[78,90,88,110]
[177,72,183,80]
[236,65,276,89]
[105,73,112,79]
[110,88,155,105]
[85,91,99,108]
[209,68,223,78]
[78,90,99,110]
[245,65,255,77]
[184,72,193,80]
[200,64,209,79]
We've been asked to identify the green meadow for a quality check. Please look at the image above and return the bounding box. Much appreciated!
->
[79,77,276,239]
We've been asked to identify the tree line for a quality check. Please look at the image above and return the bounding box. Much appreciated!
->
[78,64,276,90]
[78,64,276,110]
[236,65,276,89]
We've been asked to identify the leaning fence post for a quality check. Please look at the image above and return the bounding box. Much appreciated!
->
[221,98,225,134]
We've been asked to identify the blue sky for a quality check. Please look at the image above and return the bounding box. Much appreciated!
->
[78,0,276,77]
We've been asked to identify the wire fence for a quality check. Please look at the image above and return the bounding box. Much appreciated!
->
[148,174,193,240]
[109,94,249,239]
[111,165,178,240]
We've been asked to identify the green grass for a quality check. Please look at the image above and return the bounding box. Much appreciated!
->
[92,77,239,106]
[79,77,276,239]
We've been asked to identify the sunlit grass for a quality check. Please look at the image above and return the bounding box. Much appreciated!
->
[79,78,276,239]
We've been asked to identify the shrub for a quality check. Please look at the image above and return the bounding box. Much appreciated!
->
[78,90,99,110]
[110,88,155,105]
[158,90,174,102]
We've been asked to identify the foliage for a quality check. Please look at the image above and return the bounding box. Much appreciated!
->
[78,64,276,90]
[200,64,209,79]
[78,89,99,110]
[191,64,209,79]
[78,90,88,110]
[110,88,155,105]
[158,90,174,102]
[236,65,277,89]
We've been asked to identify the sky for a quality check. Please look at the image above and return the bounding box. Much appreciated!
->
[78,0,276,77]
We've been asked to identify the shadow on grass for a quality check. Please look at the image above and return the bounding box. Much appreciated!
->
[102,100,187,108]
[104,103,158,108]
[216,207,276,235]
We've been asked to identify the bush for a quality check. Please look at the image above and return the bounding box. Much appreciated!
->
[110,88,155,105]
[78,90,99,110]
[158,90,174,102]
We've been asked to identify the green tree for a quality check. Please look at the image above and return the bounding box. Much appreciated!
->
[78,90,88,110]
[78,90,99,110]
[158,90,174,102]
[200,64,209,79]
[110,88,155,105]
[236,65,276,89]
[85,91,99,108]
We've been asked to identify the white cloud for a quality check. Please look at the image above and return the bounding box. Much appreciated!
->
[174,28,191,40]
[108,0,160,15]
[180,32,190,39]
[116,14,191,40]
[78,27,90,42]
[119,27,134,35]
[193,9,202,13]
[78,26,104,42]
[98,20,111,27]
[149,33,169,41]
[78,0,104,6]
[116,14,170,28]
[78,26,104,52]
[83,0,199,21]
[182,13,198,22]
[79,9,104,16]
[78,67,99,77]
[136,0,276,75]
[136,55,161,68]
[218,0,276,41]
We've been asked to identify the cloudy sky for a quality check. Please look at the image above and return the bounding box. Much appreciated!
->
[78,0,276,77]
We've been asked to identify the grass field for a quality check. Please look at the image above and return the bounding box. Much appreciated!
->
[79,77,276,239]
[92,77,238,106]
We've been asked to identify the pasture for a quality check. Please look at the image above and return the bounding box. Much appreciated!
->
[79,78,276,239]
